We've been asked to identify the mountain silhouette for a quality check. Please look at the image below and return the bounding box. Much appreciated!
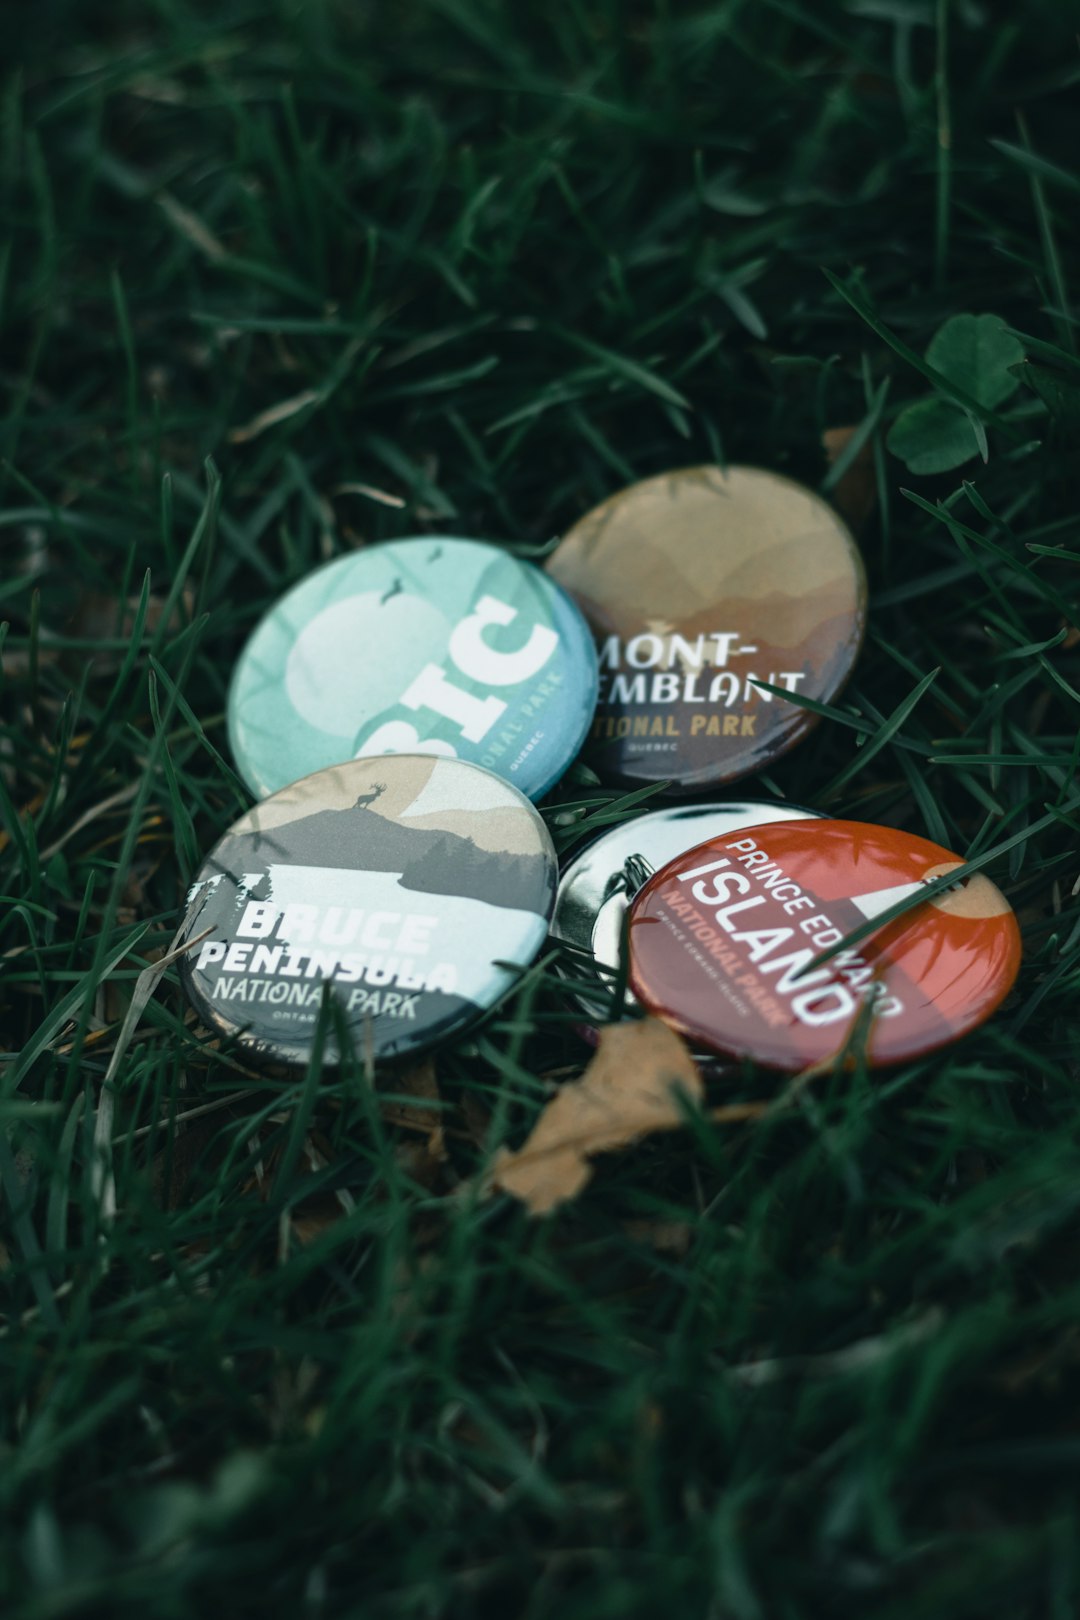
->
[201,802,552,914]
[399,832,555,913]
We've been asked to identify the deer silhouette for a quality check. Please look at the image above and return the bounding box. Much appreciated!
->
[354,782,387,810]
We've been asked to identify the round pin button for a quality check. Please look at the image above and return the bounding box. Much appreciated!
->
[553,800,823,1025]
[228,537,599,801]
[627,819,1021,1070]
[179,755,557,1066]
[546,466,867,792]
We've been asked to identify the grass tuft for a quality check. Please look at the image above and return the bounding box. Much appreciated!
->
[2,2,1080,1614]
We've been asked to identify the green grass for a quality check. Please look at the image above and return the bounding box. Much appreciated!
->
[3,1,1080,1613]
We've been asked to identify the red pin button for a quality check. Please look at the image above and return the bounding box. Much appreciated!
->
[627,819,1021,1070]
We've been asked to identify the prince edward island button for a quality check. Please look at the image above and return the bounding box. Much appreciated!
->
[553,799,822,1025]
[627,820,1021,1070]
[228,538,599,801]
[179,755,557,1066]
[546,466,866,792]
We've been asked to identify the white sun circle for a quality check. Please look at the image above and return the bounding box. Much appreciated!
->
[284,591,452,739]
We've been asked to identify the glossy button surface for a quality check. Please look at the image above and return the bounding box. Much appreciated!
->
[627,819,1021,1070]
[180,755,557,1066]
[229,537,599,801]
[553,800,822,1025]
[547,466,866,792]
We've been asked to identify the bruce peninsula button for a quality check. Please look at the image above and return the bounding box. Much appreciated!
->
[546,466,866,792]
[228,537,599,801]
[552,799,822,1025]
[179,755,558,1066]
[627,819,1021,1070]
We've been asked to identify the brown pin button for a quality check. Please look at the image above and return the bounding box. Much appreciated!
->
[547,466,867,792]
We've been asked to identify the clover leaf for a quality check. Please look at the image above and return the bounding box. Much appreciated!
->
[886,314,1024,475]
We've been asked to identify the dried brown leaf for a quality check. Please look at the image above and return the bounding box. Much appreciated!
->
[149,1116,220,1210]
[157,193,227,261]
[623,1218,693,1255]
[823,423,878,534]
[395,1138,446,1192]
[333,481,407,509]
[992,1328,1080,1394]
[229,389,321,444]
[68,587,195,642]
[490,1019,703,1216]
[381,1059,447,1160]
[460,1090,493,1150]
[290,1196,348,1248]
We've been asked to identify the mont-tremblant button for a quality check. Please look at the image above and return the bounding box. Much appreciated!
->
[546,466,867,792]
[228,537,599,801]
[179,755,557,1066]
[552,800,823,1025]
[627,819,1021,1070]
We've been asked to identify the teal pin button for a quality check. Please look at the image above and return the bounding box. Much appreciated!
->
[228,538,599,801]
